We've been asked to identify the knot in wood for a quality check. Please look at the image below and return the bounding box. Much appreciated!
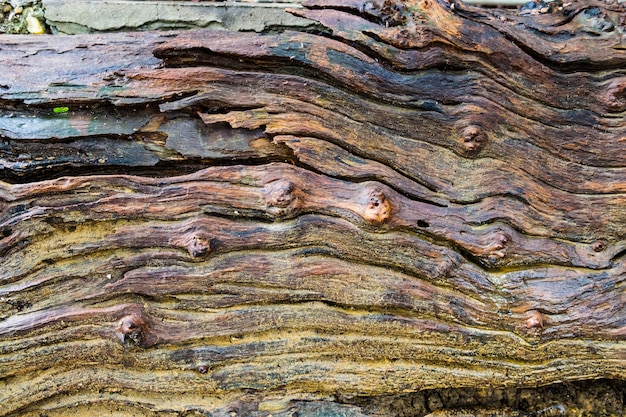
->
[591,239,607,253]
[263,179,301,217]
[188,235,211,258]
[489,232,509,260]
[116,314,147,348]
[174,230,212,258]
[435,261,453,278]
[525,310,545,330]
[495,232,509,245]
[461,125,485,154]
[391,28,412,48]
[361,187,392,223]
[603,78,626,112]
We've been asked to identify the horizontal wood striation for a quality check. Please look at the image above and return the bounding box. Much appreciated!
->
[1,0,625,415]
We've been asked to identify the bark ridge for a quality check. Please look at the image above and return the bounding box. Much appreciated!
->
[0,0,625,415]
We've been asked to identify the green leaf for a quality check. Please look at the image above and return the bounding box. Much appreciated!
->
[53,106,69,113]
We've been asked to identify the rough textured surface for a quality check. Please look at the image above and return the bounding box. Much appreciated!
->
[0,0,625,415]
[41,0,314,34]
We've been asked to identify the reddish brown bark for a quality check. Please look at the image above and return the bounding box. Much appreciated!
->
[0,0,625,415]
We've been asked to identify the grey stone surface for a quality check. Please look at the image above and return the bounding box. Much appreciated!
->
[41,0,315,34]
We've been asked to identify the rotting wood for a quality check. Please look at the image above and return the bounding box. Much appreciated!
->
[0,0,625,416]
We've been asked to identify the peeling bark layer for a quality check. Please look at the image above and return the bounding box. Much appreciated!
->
[0,0,625,415]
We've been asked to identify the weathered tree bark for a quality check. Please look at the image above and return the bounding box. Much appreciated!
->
[1,0,625,415]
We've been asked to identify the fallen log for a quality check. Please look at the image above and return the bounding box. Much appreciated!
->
[0,0,625,415]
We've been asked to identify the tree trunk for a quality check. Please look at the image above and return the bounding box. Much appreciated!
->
[1,0,625,415]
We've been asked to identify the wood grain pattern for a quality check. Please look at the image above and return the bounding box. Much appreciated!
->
[0,0,625,415]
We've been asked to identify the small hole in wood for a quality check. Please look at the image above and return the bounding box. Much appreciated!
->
[417,220,430,228]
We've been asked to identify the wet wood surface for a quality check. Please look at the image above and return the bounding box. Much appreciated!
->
[0,0,625,415]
